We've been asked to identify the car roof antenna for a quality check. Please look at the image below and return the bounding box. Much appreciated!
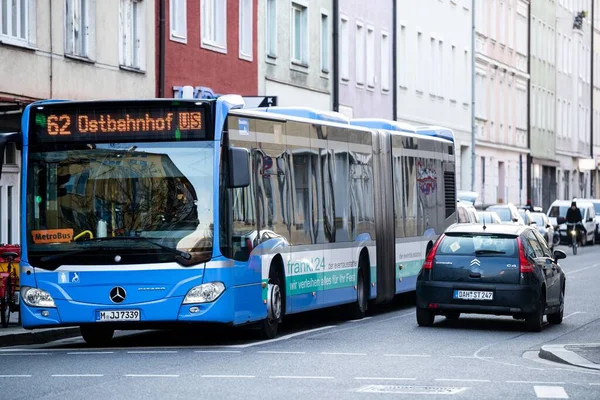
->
[482,215,487,231]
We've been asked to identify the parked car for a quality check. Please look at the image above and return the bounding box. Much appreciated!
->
[486,203,524,225]
[416,223,567,332]
[547,200,596,245]
[530,212,555,250]
[518,209,536,227]
[574,198,600,243]
[476,211,502,225]
[457,191,479,205]
[457,201,479,223]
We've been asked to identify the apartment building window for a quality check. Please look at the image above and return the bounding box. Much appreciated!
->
[499,0,505,44]
[490,0,496,40]
[366,26,375,89]
[170,0,186,43]
[508,0,514,48]
[416,32,423,92]
[7,186,12,244]
[429,37,435,95]
[355,22,365,86]
[381,31,390,92]
[320,12,329,73]
[119,0,146,70]
[340,16,349,81]
[464,50,468,104]
[398,26,406,88]
[449,45,456,100]
[291,3,308,65]
[239,0,252,60]
[266,0,276,57]
[65,0,94,58]
[0,0,35,46]
[3,142,16,165]
[438,40,443,97]
[201,0,227,52]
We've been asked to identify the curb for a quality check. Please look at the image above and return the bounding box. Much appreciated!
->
[0,327,81,348]
[539,344,600,370]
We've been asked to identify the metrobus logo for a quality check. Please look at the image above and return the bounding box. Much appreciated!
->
[31,229,74,244]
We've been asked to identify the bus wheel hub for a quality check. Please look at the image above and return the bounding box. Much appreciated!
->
[267,283,281,321]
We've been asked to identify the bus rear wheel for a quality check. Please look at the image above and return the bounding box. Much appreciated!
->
[80,325,114,346]
[347,256,368,320]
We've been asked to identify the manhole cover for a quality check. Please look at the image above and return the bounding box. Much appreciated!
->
[356,385,468,395]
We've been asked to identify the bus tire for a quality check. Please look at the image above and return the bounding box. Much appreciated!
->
[80,325,114,346]
[347,252,369,320]
[259,260,284,340]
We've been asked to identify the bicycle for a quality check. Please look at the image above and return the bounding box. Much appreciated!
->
[0,252,19,328]
[566,222,582,256]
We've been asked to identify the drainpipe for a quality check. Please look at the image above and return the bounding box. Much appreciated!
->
[470,0,476,192]
[526,0,532,205]
[158,0,166,98]
[591,1,595,197]
[332,0,339,111]
[392,0,397,120]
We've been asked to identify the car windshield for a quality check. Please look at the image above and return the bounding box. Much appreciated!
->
[531,213,545,226]
[594,203,600,214]
[27,141,215,267]
[487,207,511,222]
[437,234,518,256]
[548,206,585,219]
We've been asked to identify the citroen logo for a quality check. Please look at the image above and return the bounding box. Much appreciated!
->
[470,259,481,266]
[110,287,126,303]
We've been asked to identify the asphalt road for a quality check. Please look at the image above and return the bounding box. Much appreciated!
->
[1,244,600,399]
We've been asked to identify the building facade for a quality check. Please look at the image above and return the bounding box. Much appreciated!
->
[0,0,156,245]
[530,0,557,212]
[336,0,393,119]
[555,0,593,201]
[257,0,333,109]
[594,0,600,196]
[475,0,530,206]
[157,0,258,98]
[396,0,473,191]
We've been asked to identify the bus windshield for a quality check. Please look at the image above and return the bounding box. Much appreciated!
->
[27,141,215,267]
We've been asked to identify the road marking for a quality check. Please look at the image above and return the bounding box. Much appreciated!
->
[355,377,417,381]
[349,317,373,323]
[566,264,599,275]
[563,312,586,320]
[227,325,335,348]
[508,381,566,385]
[321,352,366,356]
[67,351,114,355]
[194,350,242,354]
[449,356,494,359]
[379,311,416,322]
[52,374,104,377]
[384,354,431,358]
[534,386,569,399]
[435,378,491,383]
[127,351,178,354]
[0,375,32,378]
[0,353,48,356]
[257,351,306,354]
[589,383,600,386]
[270,376,334,380]
[125,374,179,378]
[201,375,255,378]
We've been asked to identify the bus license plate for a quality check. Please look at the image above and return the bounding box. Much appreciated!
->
[96,310,140,322]
[453,290,494,301]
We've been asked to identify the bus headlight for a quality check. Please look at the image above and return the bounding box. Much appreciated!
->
[21,287,56,308]
[183,282,225,304]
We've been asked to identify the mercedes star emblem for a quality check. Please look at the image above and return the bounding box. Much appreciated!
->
[110,286,126,303]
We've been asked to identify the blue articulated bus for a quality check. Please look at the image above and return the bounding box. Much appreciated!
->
[0,97,456,345]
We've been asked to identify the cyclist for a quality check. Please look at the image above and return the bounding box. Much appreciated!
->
[566,200,586,246]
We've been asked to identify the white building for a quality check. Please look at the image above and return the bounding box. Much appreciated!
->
[0,0,155,245]
[594,0,600,196]
[475,0,530,206]
[555,0,593,200]
[396,0,473,191]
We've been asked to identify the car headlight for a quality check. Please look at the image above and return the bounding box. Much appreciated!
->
[21,287,56,308]
[183,282,225,304]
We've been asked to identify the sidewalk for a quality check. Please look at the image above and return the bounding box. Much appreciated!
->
[0,312,81,347]
[538,317,600,370]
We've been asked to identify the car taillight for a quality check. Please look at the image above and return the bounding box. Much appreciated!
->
[517,237,533,273]
[423,234,445,269]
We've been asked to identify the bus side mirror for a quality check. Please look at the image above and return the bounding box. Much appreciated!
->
[0,132,21,180]
[228,147,250,188]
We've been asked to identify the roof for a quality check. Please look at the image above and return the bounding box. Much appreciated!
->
[550,200,594,207]
[445,223,529,236]
[574,198,600,204]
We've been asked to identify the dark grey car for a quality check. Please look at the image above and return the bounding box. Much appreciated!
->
[416,223,567,332]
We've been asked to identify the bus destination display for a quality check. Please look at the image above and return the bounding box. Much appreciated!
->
[32,103,208,143]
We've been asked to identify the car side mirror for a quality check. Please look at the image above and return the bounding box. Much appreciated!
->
[546,224,551,229]
[512,218,518,222]
[228,147,250,188]
[553,249,567,261]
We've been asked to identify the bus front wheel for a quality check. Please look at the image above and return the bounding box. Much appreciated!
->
[259,267,283,340]
[80,325,114,346]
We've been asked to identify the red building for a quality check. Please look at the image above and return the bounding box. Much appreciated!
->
[156,0,258,98]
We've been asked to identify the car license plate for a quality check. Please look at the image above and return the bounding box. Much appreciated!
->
[96,310,140,322]
[453,290,494,301]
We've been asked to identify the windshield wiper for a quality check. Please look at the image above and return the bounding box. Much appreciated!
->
[475,249,506,255]
[79,236,192,260]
